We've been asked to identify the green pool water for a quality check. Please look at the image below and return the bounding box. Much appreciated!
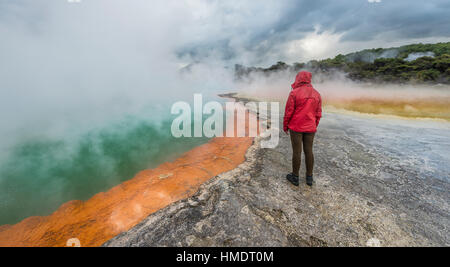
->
[0,115,210,225]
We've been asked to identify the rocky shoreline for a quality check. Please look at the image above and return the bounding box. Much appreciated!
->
[105,96,449,247]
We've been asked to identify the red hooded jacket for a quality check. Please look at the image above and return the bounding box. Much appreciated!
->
[283,71,322,133]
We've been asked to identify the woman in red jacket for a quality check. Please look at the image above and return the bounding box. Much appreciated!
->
[283,71,322,187]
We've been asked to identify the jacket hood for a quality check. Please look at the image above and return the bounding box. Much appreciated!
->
[291,71,312,89]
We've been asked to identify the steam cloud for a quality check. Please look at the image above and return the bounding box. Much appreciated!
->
[0,1,236,155]
[405,52,436,62]
[235,68,450,112]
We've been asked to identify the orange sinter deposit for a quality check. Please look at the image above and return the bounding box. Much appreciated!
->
[0,111,258,247]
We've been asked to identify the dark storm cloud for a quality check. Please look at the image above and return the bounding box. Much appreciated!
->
[173,0,450,65]
[264,0,450,41]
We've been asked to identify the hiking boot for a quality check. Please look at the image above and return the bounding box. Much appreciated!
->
[286,173,299,186]
[306,175,314,187]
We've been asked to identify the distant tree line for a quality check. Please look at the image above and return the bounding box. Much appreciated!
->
[235,42,450,84]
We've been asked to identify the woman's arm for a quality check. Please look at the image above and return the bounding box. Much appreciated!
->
[283,92,295,133]
[316,95,322,127]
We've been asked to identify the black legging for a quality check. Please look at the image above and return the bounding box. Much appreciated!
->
[290,130,315,177]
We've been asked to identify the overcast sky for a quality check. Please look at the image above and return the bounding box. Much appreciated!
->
[177,0,450,65]
[1,0,450,67]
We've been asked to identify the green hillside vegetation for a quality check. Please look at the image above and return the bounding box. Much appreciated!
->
[235,42,450,84]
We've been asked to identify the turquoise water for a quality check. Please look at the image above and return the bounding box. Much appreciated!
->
[0,114,210,225]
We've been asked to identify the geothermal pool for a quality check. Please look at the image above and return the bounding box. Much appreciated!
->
[0,109,211,226]
[0,101,255,247]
